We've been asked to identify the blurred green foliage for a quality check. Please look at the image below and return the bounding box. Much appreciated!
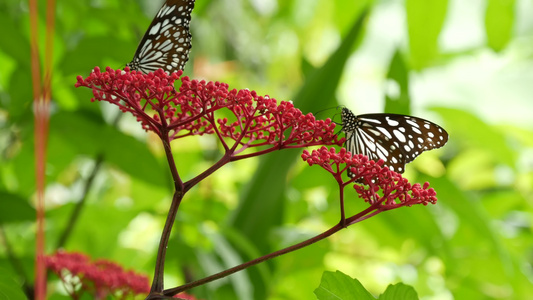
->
[0,0,532,299]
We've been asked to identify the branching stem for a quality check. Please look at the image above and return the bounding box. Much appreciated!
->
[162,205,383,297]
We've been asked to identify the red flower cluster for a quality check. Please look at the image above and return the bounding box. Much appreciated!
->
[301,147,438,208]
[75,67,342,153]
[46,250,196,299]
[76,66,439,210]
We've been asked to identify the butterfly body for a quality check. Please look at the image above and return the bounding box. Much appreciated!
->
[341,108,448,174]
[127,0,195,74]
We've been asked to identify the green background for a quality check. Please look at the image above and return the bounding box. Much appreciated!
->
[0,0,532,299]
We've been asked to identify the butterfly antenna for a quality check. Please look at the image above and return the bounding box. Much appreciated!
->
[313,106,337,117]
[314,106,347,125]
[332,105,347,125]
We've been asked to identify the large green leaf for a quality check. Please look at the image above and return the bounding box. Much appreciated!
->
[6,68,33,121]
[230,5,369,249]
[206,229,253,299]
[384,49,411,115]
[59,36,134,76]
[0,271,27,300]
[379,283,418,300]
[434,107,516,167]
[426,176,514,279]
[0,10,30,68]
[406,0,448,69]
[0,192,34,224]
[228,8,369,299]
[50,110,168,187]
[485,0,515,51]
[314,271,375,300]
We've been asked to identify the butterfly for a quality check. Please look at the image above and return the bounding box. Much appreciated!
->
[126,0,195,74]
[340,107,448,175]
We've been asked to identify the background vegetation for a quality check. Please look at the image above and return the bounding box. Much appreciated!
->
[1,0,532,299]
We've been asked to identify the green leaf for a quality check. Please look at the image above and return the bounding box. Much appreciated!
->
[384,49,411,115]
[207,230,253,300]
[294,7,370,113]
[229,9,369,299]
[0,272,27,300]
[0,192,35,224]
[406,0,448,69]
[314,271,375,300]
[485,0,515,51]
[379,283,419,300]
[6,68,33,120]
[424,176,514,275]
[0,10,30,68]
[230,5,369,251]
[222,227,271,285]
[433,107,516,167]
[50,111,168,187]
[59,36,134,76]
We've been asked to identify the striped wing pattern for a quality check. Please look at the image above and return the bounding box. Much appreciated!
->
[341,108,448,175]
[127,0,195,74]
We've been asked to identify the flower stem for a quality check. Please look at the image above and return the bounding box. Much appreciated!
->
[339,183,346,227]
[150,131,184,293]
[162,212,373,297]
[160,201,385,297]
[150,190,184,294]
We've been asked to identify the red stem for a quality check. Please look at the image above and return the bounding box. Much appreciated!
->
[162,205,383,297]
[149,190,184,294]
[339,181,346,227]
[162,223,344,296]
[183,151,232,192]
[149,124,184,293]
[30,0,56,298]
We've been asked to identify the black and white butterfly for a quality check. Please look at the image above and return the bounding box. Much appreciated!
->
[126,0,195,74]
[341,107,448,175]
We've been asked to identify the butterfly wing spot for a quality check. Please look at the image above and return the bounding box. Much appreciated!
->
[149,22,162,35]
[386,117,399,126]
[159,5,176,17]
[376,126,392,139]
[367,128,381,137]
[405,119,419,128]
[393,129,406,142]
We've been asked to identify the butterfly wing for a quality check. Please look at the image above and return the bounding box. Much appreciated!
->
[127,0,195,74]
[341,108,448,174]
